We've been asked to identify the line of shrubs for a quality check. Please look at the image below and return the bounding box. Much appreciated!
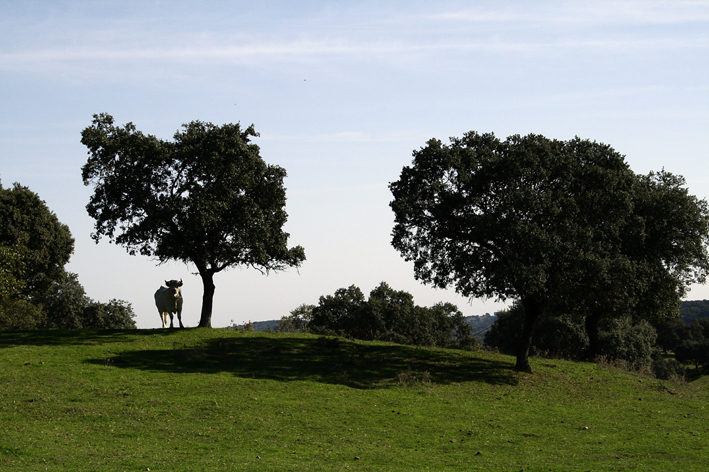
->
[277,282,477,350]
[482,302,709,380]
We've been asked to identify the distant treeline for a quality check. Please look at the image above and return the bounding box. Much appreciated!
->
[480,299,709,380]
[240,300,709,334]
[680,300,709,324]
[238,283,476,350]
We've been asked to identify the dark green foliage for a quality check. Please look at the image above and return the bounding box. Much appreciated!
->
[650,351,687,380]
[276,303,315,332]
[681,300,709,324]
[654,318,692,354]
[0,298,46,330]
[675,339,709,371]
[36,271,136,329]
[484,303,588,361]
[36,271,89,329]
[0,242,46,330]
[0,183,76,329]
[0,182,136,330]
[390,132,641,371]
[306,282,476,349]
[390,131,709,373]
[0,182,74,299]
[597,318,657,370]
[689,317,709,339]
[626,172,709,321]
[534,314,590,361]
[81,114,305,328]
[0,242,27,299]
[482,304,524,356]
[309,285,366,336]
[80,299,136,329]
[672,318,709,371]
[485,303,656,369]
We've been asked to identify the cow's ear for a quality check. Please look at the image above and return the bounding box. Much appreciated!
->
[178,279,183,286]
[165,280,170,286]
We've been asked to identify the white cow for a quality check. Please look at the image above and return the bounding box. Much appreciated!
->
[155,279,184,328]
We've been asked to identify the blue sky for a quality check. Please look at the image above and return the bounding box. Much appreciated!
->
[1,1,708,328]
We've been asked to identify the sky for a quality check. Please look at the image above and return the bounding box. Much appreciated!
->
[1,0,708,329]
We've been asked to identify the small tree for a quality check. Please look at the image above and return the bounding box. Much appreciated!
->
[80,299,136,329]
[0,182,74,300]
[276,303,315,332]
[81,114,305,327]
[309,285,366,337]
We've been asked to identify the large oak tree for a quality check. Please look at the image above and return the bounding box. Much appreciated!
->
[81,114,305,328]
[390,132,709,372]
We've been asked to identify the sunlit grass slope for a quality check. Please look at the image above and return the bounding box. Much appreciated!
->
[1,329,707,471]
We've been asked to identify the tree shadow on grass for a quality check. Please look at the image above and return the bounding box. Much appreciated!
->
[0,328,182,347]
[83,335,519,389]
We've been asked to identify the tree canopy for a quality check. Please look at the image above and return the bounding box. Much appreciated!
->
[0,182,74,330]
[0,181,134,330]
[81,113,305,328]
[390,132,709,372]
[0,182,74,299]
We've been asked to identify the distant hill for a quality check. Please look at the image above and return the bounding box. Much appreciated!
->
[465,314,498,340]
[229,319,280,331]
[681,300,709,324]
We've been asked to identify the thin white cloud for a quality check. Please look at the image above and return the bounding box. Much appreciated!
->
[2,0,707,72]
[430,0,709,25]
[2,31,705,75]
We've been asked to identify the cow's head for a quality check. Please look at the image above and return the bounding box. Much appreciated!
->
[165,279,183,297]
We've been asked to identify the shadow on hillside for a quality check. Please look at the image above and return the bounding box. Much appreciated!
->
[82,335,518,389]
[0,328,179,347]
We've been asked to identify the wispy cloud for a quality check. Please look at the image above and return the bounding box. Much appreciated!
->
[1,1,706,83]
[430,0,709,25]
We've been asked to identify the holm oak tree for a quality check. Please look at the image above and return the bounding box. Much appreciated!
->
[390,132,709,372]
[81,114,305,328]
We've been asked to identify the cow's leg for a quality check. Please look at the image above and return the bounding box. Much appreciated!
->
[160,311,167,328]
[169,312,174,329]
[177,309,184,329]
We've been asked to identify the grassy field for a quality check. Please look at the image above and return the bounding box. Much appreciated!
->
[1,328,707,471]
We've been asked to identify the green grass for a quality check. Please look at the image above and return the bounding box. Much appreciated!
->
[1,329,707,471]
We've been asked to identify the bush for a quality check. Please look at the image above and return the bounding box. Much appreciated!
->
[485,303,657,368]
[0,298,46,330]
[597,318,657,370]
[654,319,691,354]
[309,285,366,337]
[36,271,88,329]
[81,299,136,329]
[484,303,588,360]
[276,304,314,332]
[650,351,686,380]
[675,338,709,371]
[303,282,477,350]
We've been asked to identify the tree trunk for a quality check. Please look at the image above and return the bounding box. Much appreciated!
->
[516,297,543,373]
[198,270,215,328]
[585,312,602,360]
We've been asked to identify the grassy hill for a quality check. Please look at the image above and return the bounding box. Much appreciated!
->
[1,329,707,471]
